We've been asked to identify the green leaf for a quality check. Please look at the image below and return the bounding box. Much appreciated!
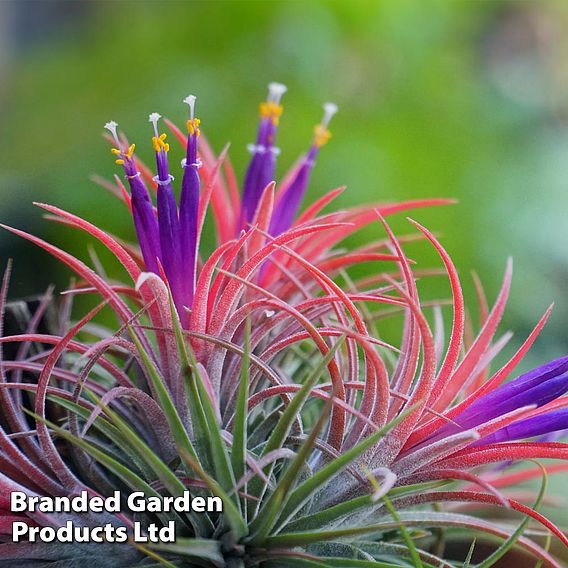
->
[166,290,215,476]
[262,558,415,568]
[148,537,224,567]
[283,481,447,534]
[380,494,422,568]
[127,324,200,464]
[261,559,329,568]
[322,559,429,567]
[275,403,417,531]
[51,389,213,537]
[283,495,374,533]
[476,462,548,568]
[167,289,239,511]
[248,398,333,543]
[31,413,187,529]
[86,390,190,494]
[263,336,345,457]
[131,542,180,568]
[186,336,239,502]
[356,541,454,568]
[165,302,240,514]
[126,326,215,532]
[533,532,551,568]
[462,539,475,568]
[231,317,251,514]
[247,336,346,512]
[263,523,405,549]
[179,449,248,542]
[46,392,161,481]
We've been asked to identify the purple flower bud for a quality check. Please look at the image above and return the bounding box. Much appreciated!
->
[427,356,568,446]
[239,83,287,230]
[456,355,568,430]
[479,408,568,445]
[269,146,318,237]
[104,121,161,275]
[149,114,184,319]
[178,95,201,323]
[269,103,338,237]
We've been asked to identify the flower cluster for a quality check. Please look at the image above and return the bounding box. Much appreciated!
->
[1,83,568,567]
[103,83,337,328]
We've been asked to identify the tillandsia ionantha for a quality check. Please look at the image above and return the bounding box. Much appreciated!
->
[0,82,568,568]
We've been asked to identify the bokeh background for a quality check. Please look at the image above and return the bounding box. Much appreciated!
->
[2,2,568,390]
[1,0,568,520]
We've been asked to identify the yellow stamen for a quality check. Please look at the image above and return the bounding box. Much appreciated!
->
[125,144,136,159]
[313,124,332,148]
[111,148,121,155]
[115,159,125,165]
[259,101,283,125]
[187,118,201,137]
[152,133,170,153]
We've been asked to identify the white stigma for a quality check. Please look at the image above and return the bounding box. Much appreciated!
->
[267,82,287,104]
[148,112,161,138]
[321,103,338,128]
[183,95,197,120]
[104,120,121,146]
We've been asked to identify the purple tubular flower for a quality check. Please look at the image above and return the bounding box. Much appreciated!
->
[269,103,338,237]
[478,408,568,445]
[255,120,279,197]
[178,95,201,321]
[239,82,287,231]
[427,356,568,446]
[104,121,161,275]
[105,99,203,328]
[456,356,568,428]
[149,113,184,318]
[268,145,317,238]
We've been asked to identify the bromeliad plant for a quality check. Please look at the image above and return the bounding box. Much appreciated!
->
[1,83,568,567]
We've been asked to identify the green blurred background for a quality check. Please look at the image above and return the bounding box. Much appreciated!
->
[2,0,568,363]
[1,0,568,524]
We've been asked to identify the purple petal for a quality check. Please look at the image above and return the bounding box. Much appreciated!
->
[240,149,264,228]
[478,408,568,445]
[156,177,183,316]
[127,173,161,275]
[455,356,568,429]
[424,356,568,446]
[240,120,279,228]
[179,133,200,319]
[269,148,317,237]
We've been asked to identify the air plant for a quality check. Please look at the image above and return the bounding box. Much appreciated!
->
[0,82,567,568]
